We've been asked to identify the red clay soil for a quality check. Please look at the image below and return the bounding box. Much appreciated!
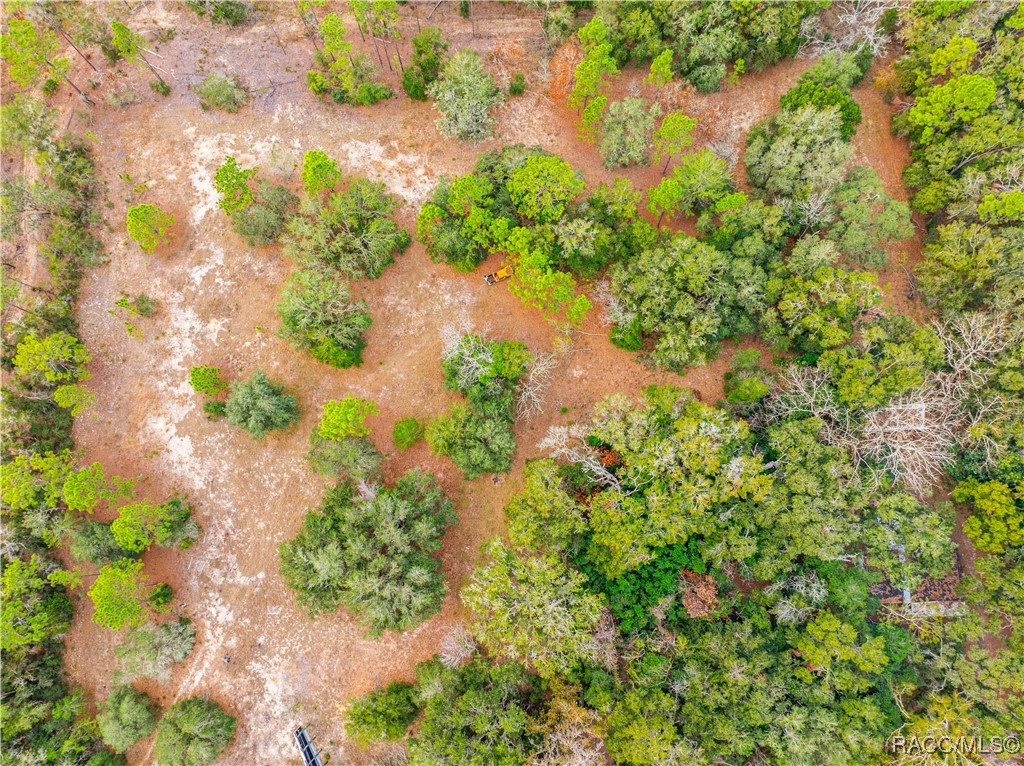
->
[27,4,929,764]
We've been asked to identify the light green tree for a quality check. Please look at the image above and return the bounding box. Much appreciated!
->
[652,111,697,175]
[462,538,605,678]
[126,204,174,253]
[317,396,379,441]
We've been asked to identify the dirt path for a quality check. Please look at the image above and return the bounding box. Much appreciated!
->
[52,5,925,765]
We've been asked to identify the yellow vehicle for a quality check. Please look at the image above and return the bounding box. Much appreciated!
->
[484,266,514,285]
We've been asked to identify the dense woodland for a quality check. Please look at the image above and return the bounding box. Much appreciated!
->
[2,1,1023,765]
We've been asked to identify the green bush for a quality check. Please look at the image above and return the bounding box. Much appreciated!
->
[225,370,300,439]
[277,269,371,368]
[150,79,171,96]
[355,81,393,105]
[203,400,227,419]
[230,181,297,246]
[114,619,196,681]
[195,72,249,113]
[305,432,383,480]
[780,81,862,141]
[402,67,427,100]
[279,470,456,634]
[574,539,705,633]
[126,204,173,254]
[687,63,726,93]
[186,0,249,26]
[189,365,227,396]
[345,682,418,744]
[97,686,157,753]
[393,417,425,449]
[427,404,516,480]
[154,698,235,766]
[509,73,526,95]
[283,178,410,280]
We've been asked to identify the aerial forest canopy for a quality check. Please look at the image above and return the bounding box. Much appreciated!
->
[1,1,1022,765]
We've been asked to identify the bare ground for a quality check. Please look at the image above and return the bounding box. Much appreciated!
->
[45,4,926,764]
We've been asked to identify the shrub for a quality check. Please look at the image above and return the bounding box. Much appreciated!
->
[723,348,771,408]
[283,178,410,280]
[186,0,249,26]
[150,79,171,96]
[230,181,297,246]
[427,404,516,479]
[305,432,383,480]
[277,269,370,368]
[279,470,456,634]
[393,417,425,449]
[224,370,300,439]
[402,67,427,100]
[355,81,393,105]
[195,72,249,112]
[203,401,226,419]
[599,98,661,169]
[97,686,157,753]
[68,520,129,565]
[428,49,504,141]
[154,698,235,766]
[780,80,861,141]
[111,497,200,553]
[114,619,196,682]
[188,365,227,396]
[687,63,726,93]
[509,72,526,95]
[318,397,379,441]
[345,682,418,744]
[126,204,173,253]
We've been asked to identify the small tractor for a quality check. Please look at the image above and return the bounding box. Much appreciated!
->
[484,266,513,285]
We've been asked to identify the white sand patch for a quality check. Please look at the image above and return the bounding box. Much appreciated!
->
[336,138,438,204]
[190,245,225,286]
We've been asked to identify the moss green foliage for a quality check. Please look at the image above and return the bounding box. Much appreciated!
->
[571,2,824,90]
[345,682,418,744]
[13,331,90,384]
[126,204,174,253]
[305,429,383,480]
[188,365,227,396]
[509,72,526,95]
[402,26,448,100]
[284,177,410,280]
[745,105,853,205]
[195,72,248,112]
[224,370,300,439]
[428,49,503,141]
[300,149,342,196]
[506,458,585,553]
[277,269,370,368]
[114,619,196,682]
[417,146,652,331]
[723,348,771,409]
[97,685,157,753]
[598,97,661,169]
[427,334,531,479]
[392,417,425,449]
[153,698,235,766]
[0,139,148,764]
[576,539,705,634]
[779,50,871,142]
[186,0,249,26]
[462,538,605,677]
[279,470,456,634]
[408,658,543,766]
